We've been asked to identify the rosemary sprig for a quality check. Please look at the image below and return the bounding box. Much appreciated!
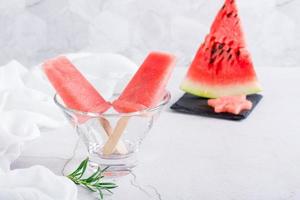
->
[67,158,118,200]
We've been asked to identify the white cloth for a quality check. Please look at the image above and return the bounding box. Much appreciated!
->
[0,111,40,172]
[0,53,138,199]
[0,60,75,199]
[0,166,77,200]
[0,60,64,127]
[0,61,64,172]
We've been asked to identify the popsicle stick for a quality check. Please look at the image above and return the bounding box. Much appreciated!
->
[99,118,113,135]
[103,116,130,155]
[99,118,128,154]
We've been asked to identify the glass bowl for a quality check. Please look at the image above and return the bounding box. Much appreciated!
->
[54,91,171,176]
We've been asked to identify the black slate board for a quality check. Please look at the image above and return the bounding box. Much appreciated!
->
[170,93,263,121]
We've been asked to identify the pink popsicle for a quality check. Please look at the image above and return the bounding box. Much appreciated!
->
[43,56,110,113]
[113,52,176,113]
[103,52,176,155]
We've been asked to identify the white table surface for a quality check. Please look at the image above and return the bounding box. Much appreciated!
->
[13,67,300,200]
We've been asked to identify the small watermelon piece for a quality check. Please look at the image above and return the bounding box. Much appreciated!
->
[43,56,111,113]
[113,52,176,113]
[180,0,262,98]
[208,95,252,115]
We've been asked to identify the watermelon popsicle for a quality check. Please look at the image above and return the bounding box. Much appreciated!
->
[43,56,127,154]
[43,56,110,113]
[103,52,176,155]
[113,52,176,113]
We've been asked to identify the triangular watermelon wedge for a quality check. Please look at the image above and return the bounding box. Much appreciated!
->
[180,0,262,98]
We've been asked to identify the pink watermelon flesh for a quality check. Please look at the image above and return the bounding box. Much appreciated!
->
[43,56,111,113]
[181,0,262,98]
[113,100,147,113]
[113,52,176,113]
[208,95,252,115]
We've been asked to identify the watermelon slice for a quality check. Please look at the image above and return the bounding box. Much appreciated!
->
[113,52,176,113]
[180,0,262,98]
[43,56,111,113]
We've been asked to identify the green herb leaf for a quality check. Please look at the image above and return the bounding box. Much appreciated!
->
[67,158,118,200]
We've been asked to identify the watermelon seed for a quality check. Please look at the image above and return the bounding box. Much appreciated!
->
[227,48,231,53]
[227,54,232,61]
[236,50,241,57]
[227,11,233,17]
[218,43,224,49]
[221,4,225,9]
[211,43,218,55]
[209,58,215,64]
[211,47,217,55]
[234,13,238,18]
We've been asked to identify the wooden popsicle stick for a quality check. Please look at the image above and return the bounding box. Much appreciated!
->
[99,117,128,154]
[102,116,130,155]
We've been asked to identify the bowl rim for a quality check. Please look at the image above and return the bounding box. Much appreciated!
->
[53,91,171,118]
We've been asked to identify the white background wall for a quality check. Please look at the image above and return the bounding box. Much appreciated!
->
[0,0,299,67]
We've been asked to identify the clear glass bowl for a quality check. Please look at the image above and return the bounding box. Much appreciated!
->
[54,91,171,176]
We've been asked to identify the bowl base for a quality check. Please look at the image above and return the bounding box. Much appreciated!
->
[89,151,138,177]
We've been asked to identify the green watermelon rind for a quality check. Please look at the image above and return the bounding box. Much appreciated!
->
[180,78,262,98]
